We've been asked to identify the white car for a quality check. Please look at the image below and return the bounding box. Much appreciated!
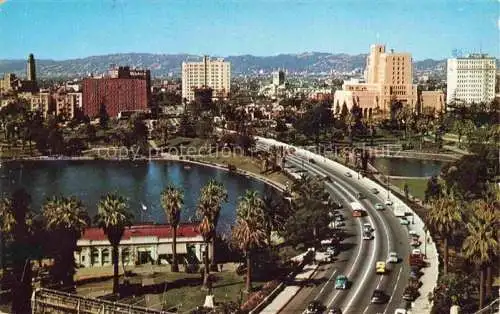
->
[387,252,399,263]
[375,203,385,210]
[400,218,410,225]
[385,199,394,206]
[394,309,408,314]
[363,223,373,233]
[345,172,352,177]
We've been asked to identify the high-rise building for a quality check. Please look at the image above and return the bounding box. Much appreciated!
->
[82,66,151,118]
[334,44,421,115]
[27,53,36,82]
[446,54,496,105]
[182,56,230,102]
[272,70,285,86]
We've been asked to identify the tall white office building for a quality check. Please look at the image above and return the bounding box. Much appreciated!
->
[182,56,231,102]
[446,54,496,105]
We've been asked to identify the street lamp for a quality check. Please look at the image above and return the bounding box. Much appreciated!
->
[423,226,428,258]
[386,176,391,200]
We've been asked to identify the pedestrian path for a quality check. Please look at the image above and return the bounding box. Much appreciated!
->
[260,252,326,313]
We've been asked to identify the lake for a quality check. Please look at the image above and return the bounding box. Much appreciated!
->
[372,157,448,177]
[0,160,276,233]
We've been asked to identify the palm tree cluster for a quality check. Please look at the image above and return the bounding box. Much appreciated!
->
[427,188,500,311]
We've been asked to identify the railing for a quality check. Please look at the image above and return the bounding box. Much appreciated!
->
[474,297,500,314]
[31,288,173,314]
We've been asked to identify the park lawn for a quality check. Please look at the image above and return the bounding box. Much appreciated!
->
[199,154,290,186]
[390,177,428,201]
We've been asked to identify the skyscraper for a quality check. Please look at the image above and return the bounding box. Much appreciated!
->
[182,56,230,102]
[272,70,285,86]
[27,53,36,82]
[446,54,496,105]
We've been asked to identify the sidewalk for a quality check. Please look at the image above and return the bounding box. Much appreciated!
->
[257,137,439,314]
[260,252,326,313]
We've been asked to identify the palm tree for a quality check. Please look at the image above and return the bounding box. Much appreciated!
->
[470,198,500,300]
[198,180,228,275]
[160,185,184,272]
[462,215,499,308]
[232,190,266,293]
[426,197,462,275]
[0,189,33,314]
[262,195,289,247]
[95,193,133,294]
[42,195,89,289]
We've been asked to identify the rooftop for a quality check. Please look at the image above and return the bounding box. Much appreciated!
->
[80,223,201,241]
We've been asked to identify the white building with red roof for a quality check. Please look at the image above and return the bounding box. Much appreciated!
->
[75,224,209,268]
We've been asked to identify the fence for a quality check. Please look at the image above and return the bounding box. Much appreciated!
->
[31,288,173,314]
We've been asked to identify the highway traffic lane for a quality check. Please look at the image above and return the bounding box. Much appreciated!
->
[279,161,368,313]
[285,158,385,313]
[307,159,412,314]
[288,156,410,314]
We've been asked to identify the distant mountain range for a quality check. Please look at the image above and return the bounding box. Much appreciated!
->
[0,52,451,78]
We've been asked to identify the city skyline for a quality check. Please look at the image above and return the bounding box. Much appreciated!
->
[0,0,498,60]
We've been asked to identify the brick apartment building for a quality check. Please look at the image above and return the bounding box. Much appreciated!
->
[82,66,151,118]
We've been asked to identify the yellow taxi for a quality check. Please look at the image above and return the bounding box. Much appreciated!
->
[376,261,386,274]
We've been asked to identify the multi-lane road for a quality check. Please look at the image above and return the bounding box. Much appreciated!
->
[258,141,415,314]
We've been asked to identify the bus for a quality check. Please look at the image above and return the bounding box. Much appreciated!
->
[350,201,365,217]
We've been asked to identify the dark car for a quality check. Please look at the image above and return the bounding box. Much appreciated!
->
[328,307,342,314]
[306,300,326,313]
[402,286,419,301]
[370,290,389,304]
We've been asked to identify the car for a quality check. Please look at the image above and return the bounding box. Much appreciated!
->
[394,309,408,314]
[363,231,374,240]
[402,286,419,301]
[305,300,325,313]
[331,201,343,209]
[363,223,373,233]
[309,159,316,164]
[335,275,348,289]
[327,246,339,256]
[412,248,422,255]
[409,230,419,238]
[345,172,352,177]
[335,215,344,222]
[387,252,399,263]
[385,199,394,206]
[371,188,379,194]
[356,192,365,199]
[410,238,421,247]
[376,261,386,274]
[375,203,385,210]
[328,308,342,314]
[400,218,410,225]
[334,221,345,227]
[370,289,388,304]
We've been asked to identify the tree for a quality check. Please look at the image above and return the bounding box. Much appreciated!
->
[426,197,462,274]
[424,175,442,203]
[0,189,34,313]
[99,103,109,128]
[232,190,266,293]
[197,180,228,276]
[340,101,349,121]
[95,193,133,294]
[462,213,499,308]
[262,194,289,247]
[452,119,475,144]
[42,196,89,289]
[160,185,184,272]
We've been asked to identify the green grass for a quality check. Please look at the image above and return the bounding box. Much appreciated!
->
[390,177,428,200]
[199,154,290,186]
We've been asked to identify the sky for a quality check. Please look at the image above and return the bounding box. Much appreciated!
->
[0,0,498,60]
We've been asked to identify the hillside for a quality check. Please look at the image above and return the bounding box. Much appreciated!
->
[0,52,449,78]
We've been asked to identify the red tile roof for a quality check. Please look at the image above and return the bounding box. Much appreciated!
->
[80,224,201,241]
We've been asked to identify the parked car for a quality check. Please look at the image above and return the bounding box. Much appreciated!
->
[335,275,348,289]
[385,199,394,206]
[345,172,352,177]
[400,218,410,225]
[402,286,419,301]
[371,188,379,194]
[305,301,325,313]
[375,203,385,210]
[371,289,389,304]
[356,192,365,199]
